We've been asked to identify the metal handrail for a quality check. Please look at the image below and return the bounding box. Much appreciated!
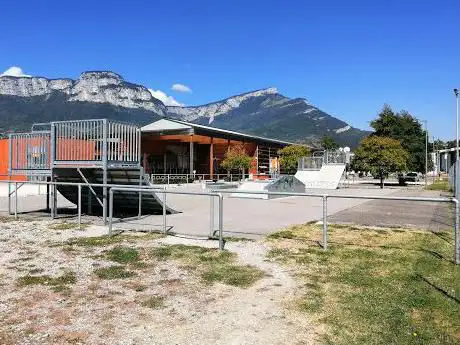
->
[211,188,459,264]
[108,187,224,250]
[1,179,458,262]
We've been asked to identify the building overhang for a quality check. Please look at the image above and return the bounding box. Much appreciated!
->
[141,118,298,147]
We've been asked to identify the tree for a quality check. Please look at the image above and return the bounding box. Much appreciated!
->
[278,145,310,174]
[220,143,252,179]
[370,104,432,173]
[321,136,339,150]
[351,136,409,188]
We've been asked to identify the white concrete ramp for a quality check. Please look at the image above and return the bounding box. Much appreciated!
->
[231,176,305,199]
[295,164,346,189]
[231,181,271,199]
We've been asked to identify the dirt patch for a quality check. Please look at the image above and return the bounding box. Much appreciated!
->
[0,219,311,345]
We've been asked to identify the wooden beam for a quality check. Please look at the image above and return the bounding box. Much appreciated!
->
[210,137,214,179]
[189,135,194,175]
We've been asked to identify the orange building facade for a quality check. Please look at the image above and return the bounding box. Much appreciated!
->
[141,119,290,179]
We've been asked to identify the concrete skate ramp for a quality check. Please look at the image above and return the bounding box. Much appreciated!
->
[53,168,179,216]
[231,176,305,199]
[295,164,345,189]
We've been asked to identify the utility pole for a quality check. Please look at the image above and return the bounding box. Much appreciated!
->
[455,89,459,198]
[424,120,428,187]
[433,136,436,181]
[455,89,459,162]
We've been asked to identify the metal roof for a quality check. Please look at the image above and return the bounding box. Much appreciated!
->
[141,119,192,132]
[141,118,298,146]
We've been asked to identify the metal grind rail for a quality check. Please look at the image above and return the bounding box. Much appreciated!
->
[211,189,460,265]
[108,187,224,250]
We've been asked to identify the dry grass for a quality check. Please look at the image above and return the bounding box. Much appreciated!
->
[267,223,460,345]
[426,179,451,192]
[49,221,88,230]
[149,244,265,287]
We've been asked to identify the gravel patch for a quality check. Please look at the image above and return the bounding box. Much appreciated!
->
[0,218,313,345]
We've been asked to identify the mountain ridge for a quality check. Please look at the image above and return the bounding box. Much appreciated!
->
[0,70,369,147]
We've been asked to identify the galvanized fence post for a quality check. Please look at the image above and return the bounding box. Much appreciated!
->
[108,189,114,235]
[163,187,167,234]
[454,199,459,265]
[322,195,328,250]
[138,190,142,220]
[53,183,58,218]
[78,183,82,229]
[7,181,11,215]
[209,194,215,238]
[218,193,224,250]
[50,181,54,218]
[14,182,18,219]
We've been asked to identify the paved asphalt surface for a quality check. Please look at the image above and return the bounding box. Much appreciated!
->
[328,189,453,232]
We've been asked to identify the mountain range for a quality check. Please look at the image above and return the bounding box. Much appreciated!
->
[0,71,368,147]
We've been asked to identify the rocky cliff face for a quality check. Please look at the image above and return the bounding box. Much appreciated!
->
[167,87,280,122]
[0,71,166,115]
[166,88,367,147]
[0,70,369,147]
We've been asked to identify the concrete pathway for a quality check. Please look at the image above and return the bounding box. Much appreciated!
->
[328,189,453,232]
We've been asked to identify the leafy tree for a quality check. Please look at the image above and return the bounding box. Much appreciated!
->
[433,139,446,151]
[321,136,339,150]
[370,104,432,172]
[220,143,252,179]
[352,136,409,188]
[278,145,310,174]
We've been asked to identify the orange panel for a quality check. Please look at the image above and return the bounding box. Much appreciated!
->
[0,138,26,181]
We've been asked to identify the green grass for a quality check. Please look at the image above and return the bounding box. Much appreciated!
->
[149,244,234,264]
[141,296,165,309]
[427,179,452,192]
[201,264,265,287]
[267,224,460,345]
[66,233,164,247]
[49,221,88,230]
[267,229,296,239]
[17,271,76,292]
[150,244,264,287]
[94,265,135,280]
[105,246,139,264]
[223,236,255,242]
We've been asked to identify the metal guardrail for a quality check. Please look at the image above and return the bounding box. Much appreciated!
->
[0,179,165,224]
[147,173,249,184]
[0,179,224,249]
[108,187,224,250]
[211,188,460,265]
[0,179,458,262]
[298,157,323,171]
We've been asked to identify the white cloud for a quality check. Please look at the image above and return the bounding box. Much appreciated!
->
[0,66,31,77]
[148,89,183,107]
[171,83,192,93]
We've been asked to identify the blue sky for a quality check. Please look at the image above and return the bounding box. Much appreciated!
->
[1,0,459,139]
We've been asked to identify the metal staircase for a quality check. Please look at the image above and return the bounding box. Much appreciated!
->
[53,168,178,216]
[8,119,179,219]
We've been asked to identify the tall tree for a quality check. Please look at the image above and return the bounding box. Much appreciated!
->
[220,143,252,179]
[321,136,339,150]
[278,145,310,174]
[370,105,431,172]
[352,136,409,188]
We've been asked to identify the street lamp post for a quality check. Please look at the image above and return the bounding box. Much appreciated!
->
[424,120,428,187]
[455,88,459,162]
